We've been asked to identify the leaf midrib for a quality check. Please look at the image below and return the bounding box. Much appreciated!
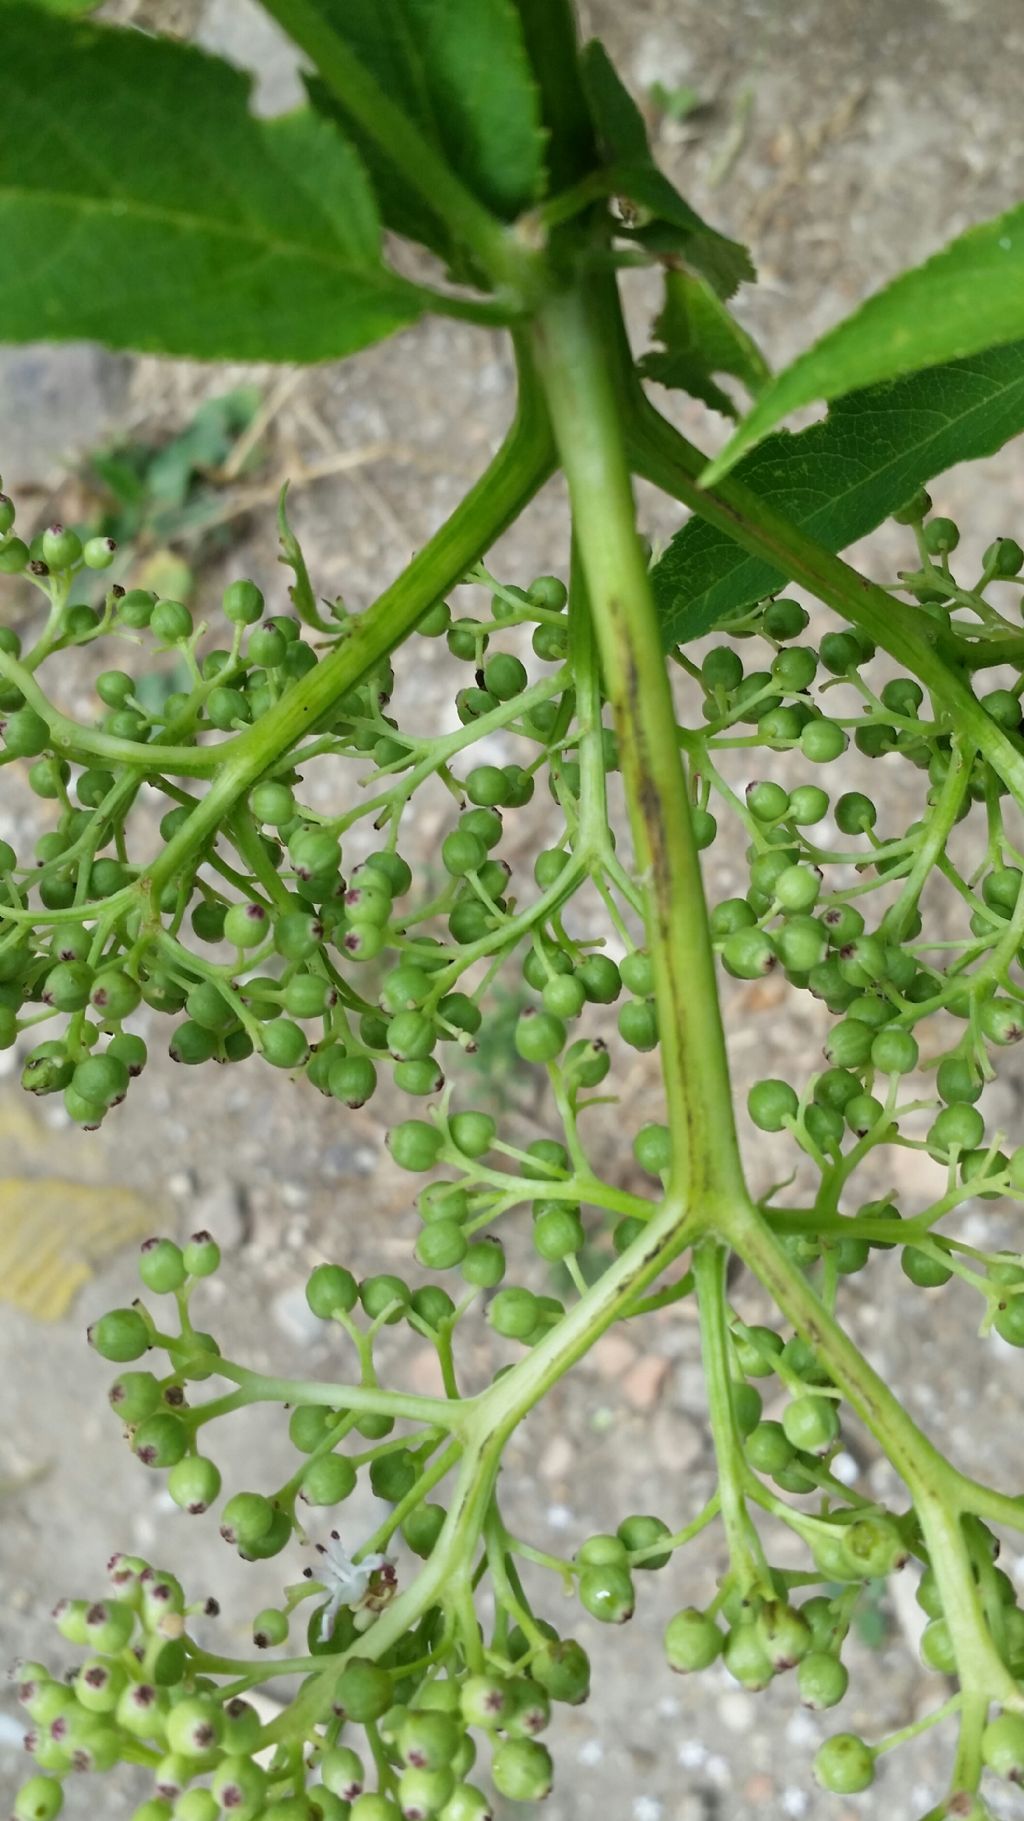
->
[0,183,405,283]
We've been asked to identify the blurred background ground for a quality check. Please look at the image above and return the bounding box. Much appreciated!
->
[3,2,1024,1818]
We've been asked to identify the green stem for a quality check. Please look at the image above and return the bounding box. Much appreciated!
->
[693,1241,768,1591]
[719,1197,1020,1707]
[146,363,554,898]
[626,395,1024,809]
[530,281,746,1211]
[195,1357,464,1435]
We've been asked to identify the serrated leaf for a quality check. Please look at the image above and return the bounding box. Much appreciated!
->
[640,269,770,418]
[299,0,545,256]
[306,75,454,262]
[0,8,422,361]
[579,40,754,298]
[705,202,1024,481]
[652,343,1024,647]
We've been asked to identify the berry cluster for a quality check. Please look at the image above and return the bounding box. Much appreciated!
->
[5,480,1024,1821]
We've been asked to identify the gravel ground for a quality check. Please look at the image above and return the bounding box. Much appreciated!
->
[3,4,1024,1819]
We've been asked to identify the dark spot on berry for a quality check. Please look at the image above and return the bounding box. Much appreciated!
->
[85,1666,107,1687]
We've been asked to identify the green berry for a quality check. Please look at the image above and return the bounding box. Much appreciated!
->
[616,997,659,1049]
[166,1455,221,1514]
[721,928,776,979]
[261,1019,309,1068]
[221,1491,276,1548]
[138,1237,186,1294]
[253,1607,290,1648]
[745,1420,793,1474]
[334,1657,392,1722]
[108,1369,162,1423]
[928,1102,985,1153]
[165,1694,223,1758]
[746,779,789,821]
[747,1077,798,1132]
[151,599,193,643]
[133,1412,188,1469]
[224,901,269,948]
[306,1263,359,1318]
[578,1564,635,1623]
[755,1600,812,1671]
[981,1711,1024,1781]
[416,1221,468,1270]
[42,522,83,569]
[490,1739,553,1803]
[182,1230,220,1276]
[322,1744,366,1800]
[514,1008,565,1063]
[617,1513,670,1569]
[89,1307,150,1361]
[798,1651,849,1709]
[800,718,847,762]
[782,1395,840,1454]
[389,1119,443,1171]
[722,1623,773,1690]
[901,1245,953,1288]
[460,1239,505,1287]
[489,1287,540,1340]
[774,864,820,911]
[813,1733,875,1794]
[223,579,264,624]
[664,1608,722,1672]
[531,1638,590,1704]
[13,1781,64,1821]
[360,1273,410,1322]
[448,1111,495,1158]
[90,970,142,1021]
[174,1793,220,1821]
[870,1027,919,1074]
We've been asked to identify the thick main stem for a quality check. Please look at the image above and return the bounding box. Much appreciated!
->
[530,284,746,1211]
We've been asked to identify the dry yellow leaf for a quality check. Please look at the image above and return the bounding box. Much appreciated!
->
[0,1178,154,1321]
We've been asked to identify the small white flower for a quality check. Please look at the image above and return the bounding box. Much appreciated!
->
[307,1531,394,1640]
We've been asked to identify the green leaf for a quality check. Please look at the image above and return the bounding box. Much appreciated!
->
[652,343,1024,647]
[303,0,545,250]
[640,269,770,419]
[19,0,101,10]
[704,201,1024,481]
[0,8,422,361]
[579,40,754,298]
